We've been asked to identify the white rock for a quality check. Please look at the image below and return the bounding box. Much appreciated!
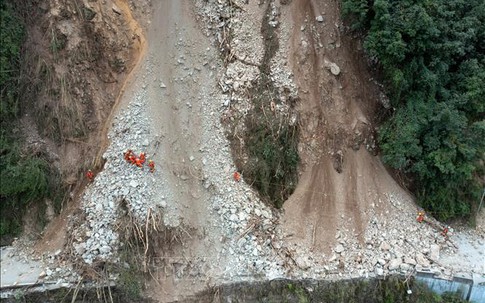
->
[316,15,324,22]
[400,263,412,272]
[430,244,440,261]
[296,256,310,270]
[375,267,384,276]
[404,257,416,265]
[99,246,111,254]
[261,210,270,219]
[335,244,345,254]
[328,62,340,75]
[379,241,391,251]
[388,258,402,270]
[129,180,138,188]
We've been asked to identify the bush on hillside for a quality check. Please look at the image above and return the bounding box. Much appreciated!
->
[343,0,485,220]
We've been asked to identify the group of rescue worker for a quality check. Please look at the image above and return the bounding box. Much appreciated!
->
[124,149,155,173]
[85,149,156,183]
[416,211,450,237]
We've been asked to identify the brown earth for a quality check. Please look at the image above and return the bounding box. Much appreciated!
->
[281,0,405,254]
[29,0,147,254]
[8,0,482,301]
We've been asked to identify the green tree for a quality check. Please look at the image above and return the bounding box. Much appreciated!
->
[0,0,24,120]
[343,0,485,220]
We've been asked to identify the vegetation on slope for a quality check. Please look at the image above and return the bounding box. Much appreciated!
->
[343,0,485,220]
[0,0,53,239]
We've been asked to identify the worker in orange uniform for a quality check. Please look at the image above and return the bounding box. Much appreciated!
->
[86,170,94,182]
[148,160,155,173]
[442,226,449,237]
[135,157,143,168]
[233,171,241,182]
[124,149,133,162]
[416,212,425,223]
[139,152,146,165]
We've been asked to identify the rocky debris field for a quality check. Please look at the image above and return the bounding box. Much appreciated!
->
[1,0,483,300]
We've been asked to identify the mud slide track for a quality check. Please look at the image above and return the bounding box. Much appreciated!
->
[282,0,410,253]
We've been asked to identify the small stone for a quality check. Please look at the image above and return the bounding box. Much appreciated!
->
[252,248,258,256]
[99,246,111,254]
[316,15,324,22]
[160,200,167,208]
[400,263,412,272]
[296,256,310,270]
[328,62,340,75]
[335,244,345,254]
[430,244,440,261]
[404,257,416,265]
[129,180,138,188]
[379,241,391,251]
[74,243,86,255]
[112,4,121,15]
[375,267,384,276]
[160,82,166,88]
[388,258,402,271]
[378,258,386,266]
[189,156,195,162]
[261,210,271,219]
[229,214,238,222]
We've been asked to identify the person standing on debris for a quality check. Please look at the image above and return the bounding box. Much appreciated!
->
[124,149,133,162]
[417,212,425,223]
[139,152,146,165]
[148,160,155,173]
[442,226,449,237]
[86,170,94,182]
[135,157,143,168]
[233,171,241,182]
[129,153,137,165]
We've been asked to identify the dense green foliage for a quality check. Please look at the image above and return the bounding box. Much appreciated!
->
[235,2,299,208]
[193,277,470,303]
[0,134,51,236]
[0,0,24,120]
[0,1,52,239]
[343,0,485,220]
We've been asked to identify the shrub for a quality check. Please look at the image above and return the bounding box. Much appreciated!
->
[343,0,485,220]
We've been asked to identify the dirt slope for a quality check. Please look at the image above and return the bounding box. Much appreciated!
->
[282,0,397,253]
[4,0,483,301]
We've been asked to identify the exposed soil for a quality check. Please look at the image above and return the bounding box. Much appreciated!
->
[32,0,146,254]
[3,0,484,302]
[282,0,392,254]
